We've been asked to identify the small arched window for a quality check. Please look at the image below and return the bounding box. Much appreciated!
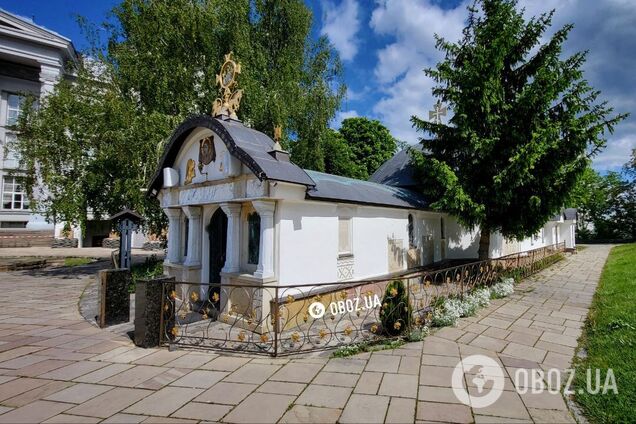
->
[408,214,415,248]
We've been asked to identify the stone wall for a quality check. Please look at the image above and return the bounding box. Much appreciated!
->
[134,276,174,348]
[97,269,131,327]
[51,238,78,248]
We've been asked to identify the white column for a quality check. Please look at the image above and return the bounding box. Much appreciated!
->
[39,64,61,97]
[252,200,276,279]
[220,203,242,273]
[164,208,182,264]
[183,206,202,266]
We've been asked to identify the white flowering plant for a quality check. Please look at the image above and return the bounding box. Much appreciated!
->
[431,297,462,327]
[430,278,517,327]
[458,294,479,317]
[490,277,515,299]
[469,287,491,308]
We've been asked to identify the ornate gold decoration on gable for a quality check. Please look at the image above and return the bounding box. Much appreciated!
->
[184,159,196,185]
[212,52,243,120]
[198,136,215,173]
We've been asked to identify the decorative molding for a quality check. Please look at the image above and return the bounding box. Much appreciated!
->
[337,255,354,281]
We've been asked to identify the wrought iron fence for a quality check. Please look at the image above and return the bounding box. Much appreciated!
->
[159,242,565,356]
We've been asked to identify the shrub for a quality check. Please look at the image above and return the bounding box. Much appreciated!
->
[469,287,491,308]
[490,277,515,299]
[458,295,479,317]
[431,297,462,327]
[407,325,430,342]
[129,255,164,293]
[380,280,412,336]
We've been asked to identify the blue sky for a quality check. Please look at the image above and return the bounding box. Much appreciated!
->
[2,0,634,172]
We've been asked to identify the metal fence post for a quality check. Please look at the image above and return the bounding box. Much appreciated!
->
[460,266,464,301]
[158,281,165,347]
[273,287,279,357]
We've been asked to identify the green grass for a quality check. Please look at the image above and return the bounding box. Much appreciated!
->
[63,257,93,267]
[572,244,636,423]
[129,255,165,293]
[331,339,405,358]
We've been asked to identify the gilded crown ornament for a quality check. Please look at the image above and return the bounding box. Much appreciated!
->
[212,52,243,119]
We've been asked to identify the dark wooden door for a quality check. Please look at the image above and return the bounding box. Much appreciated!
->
[208,208,228,308]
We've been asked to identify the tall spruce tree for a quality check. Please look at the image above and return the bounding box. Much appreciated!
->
[411,0,627,258]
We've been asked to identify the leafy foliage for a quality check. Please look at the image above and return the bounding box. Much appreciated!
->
[14,0,345,233]
[321,117,398,180]
[339,117,397,179]
[568,164,635,241]
[410,0,627,258]
[321,129,366,179]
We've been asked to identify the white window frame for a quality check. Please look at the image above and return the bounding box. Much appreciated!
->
[1,176,29,210]
[338,216,353,257]
[5,93,25,127]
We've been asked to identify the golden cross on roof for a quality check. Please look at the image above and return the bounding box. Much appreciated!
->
[212,52,243,120]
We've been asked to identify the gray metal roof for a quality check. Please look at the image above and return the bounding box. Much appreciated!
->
[305,170,429,210]
[550,208,577,221]
[368,145,422,188]
[149,115,315,194]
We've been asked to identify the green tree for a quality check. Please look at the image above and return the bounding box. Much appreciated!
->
[411,0,627,258]
[568,164,635,241]
[15,0,344,233]
[339,117,397,179]
[321,129,366,179]
[566,165,607,237]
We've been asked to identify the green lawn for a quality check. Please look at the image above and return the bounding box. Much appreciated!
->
[63,257,94,267]
[129,255,164,293]
[573,244,636,423]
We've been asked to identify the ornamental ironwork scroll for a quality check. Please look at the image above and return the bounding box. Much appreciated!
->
[212,52,243,119]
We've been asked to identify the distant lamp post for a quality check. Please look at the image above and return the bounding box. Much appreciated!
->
[429,101,447,124]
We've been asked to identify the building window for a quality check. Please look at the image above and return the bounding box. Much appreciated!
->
[6,94,25,126]
[338,217,352,256]
[2,176,29,210]
[0,221,27,229]
[247,212,260,264]
[440,217,445,239]
[408,214,415,248]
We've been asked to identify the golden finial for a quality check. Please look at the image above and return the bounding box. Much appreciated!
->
[272,125,283,151]
[212,52,243,119]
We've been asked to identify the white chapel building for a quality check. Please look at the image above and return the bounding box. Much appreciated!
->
[149,113,576,294]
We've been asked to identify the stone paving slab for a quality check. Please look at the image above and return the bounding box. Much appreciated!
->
[0,245,612,423]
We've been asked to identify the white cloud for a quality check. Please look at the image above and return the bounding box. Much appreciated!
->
[369,0,468,142]
[331,109,359,129]
[345,85,369,101]
[369,0,636,171]
[593,132,636,171]
[320,0,361,61]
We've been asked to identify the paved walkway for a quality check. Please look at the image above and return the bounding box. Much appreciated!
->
[0,245,611,423]
[0,246,163,259]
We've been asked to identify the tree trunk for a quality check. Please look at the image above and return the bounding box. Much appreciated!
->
[478,229,490,260]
